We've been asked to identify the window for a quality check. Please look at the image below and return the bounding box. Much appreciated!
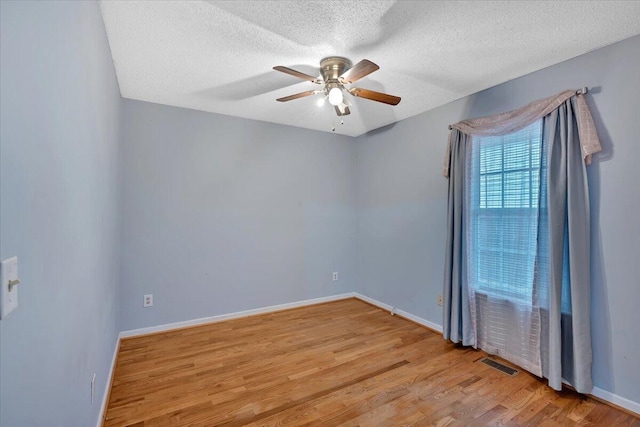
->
[467,121,544,304]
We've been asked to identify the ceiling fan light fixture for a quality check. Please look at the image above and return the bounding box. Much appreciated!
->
[273,57,401,118]
[328,87,343,106]
[316,97,326,107]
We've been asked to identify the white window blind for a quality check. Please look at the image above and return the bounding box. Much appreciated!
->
[467,121,544,304]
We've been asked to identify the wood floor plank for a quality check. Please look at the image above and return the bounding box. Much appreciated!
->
[102,298,639,426]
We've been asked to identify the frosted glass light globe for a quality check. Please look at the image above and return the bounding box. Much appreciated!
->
[328,87,343,106]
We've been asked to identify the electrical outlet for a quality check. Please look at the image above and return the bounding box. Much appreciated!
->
[332,272,338,281]
[437,294,443,306]
[144,294,153,307]
[91,373,96,404]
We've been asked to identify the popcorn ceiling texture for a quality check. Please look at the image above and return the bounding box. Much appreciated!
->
[99,1,640,137]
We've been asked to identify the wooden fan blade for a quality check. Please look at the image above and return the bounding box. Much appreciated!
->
[348,88,401,105]
[273,66,321,83]
[276,90,318,102]
[339,60,379,84]
[334,105,351,116]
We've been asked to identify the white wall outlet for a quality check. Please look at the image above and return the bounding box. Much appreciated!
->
[332,272,338,281]
[144,294,153,307]
[1,256,19,319]
[437,294,444,306]
[91,373,96,404]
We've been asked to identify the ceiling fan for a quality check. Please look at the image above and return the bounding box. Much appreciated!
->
[273,57,401,117]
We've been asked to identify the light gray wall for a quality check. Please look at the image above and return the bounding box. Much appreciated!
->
[355,35,640,404]
[0,1,121,426]
[119,100,357,331]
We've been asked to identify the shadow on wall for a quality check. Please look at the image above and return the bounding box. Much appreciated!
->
[363,120,397,137]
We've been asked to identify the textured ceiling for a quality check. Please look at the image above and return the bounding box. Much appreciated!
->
[99,1,640,137]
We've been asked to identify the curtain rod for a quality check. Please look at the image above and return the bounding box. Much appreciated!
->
[447,87,589,130]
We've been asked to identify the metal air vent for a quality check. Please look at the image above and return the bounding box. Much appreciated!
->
[480,357,519,376]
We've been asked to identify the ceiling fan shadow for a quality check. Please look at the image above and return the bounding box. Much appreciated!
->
[195,64,320,101]
[395,69,465,94]
[350,1,433,54]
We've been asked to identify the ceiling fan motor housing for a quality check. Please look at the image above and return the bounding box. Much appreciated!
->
[320,57,352,83]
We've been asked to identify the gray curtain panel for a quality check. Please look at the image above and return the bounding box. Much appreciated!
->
[443,91,599,393]
[542,98,593,393]
[442,129,474,346]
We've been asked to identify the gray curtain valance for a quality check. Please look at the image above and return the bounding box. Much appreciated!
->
[443,90,602,177]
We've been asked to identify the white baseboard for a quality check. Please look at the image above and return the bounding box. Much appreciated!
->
[101,291,638,423]
[592,386,640,415]
[97,336,120,427]
[119,293,356,338]
[353,292,443,333]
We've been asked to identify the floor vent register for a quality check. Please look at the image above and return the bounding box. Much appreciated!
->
[480,357,519,377]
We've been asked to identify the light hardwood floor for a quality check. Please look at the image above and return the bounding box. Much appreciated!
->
[103,298,639,426]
